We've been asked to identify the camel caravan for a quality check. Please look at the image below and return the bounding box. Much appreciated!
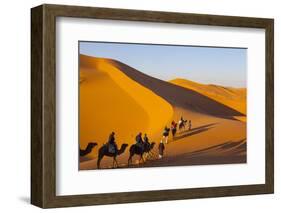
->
[80,117,192,169]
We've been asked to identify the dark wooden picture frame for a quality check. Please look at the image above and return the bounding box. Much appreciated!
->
[31,4,274,208]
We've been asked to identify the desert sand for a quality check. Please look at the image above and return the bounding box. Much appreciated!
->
[79,55,246,170]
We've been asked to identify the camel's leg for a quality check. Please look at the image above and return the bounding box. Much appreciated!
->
[128,154,133,167]
[146,152,151,160]
[97,158,101,169]
[113,156,118,168]
[141,155,145,164]
[112,158,115,168]
[147,151,154,160]
[138,155,142,166]
[149,151,155,159]
[139,154,145,165]
[143,152,147,161]
[97,154,103,169]
[152,151,158,159]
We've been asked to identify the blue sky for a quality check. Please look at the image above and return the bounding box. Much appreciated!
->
[79,41,247,88]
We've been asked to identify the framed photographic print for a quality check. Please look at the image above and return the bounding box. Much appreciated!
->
[31,4,274,208]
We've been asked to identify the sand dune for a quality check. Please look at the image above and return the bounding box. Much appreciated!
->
[79,54,173,159]
[110,60,244,120]
[79,55,246,170]
[170,78,246,121]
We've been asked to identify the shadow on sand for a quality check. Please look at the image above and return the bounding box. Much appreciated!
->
[137,138,247,168]
[173,123,217,142]
[189,138,246,156]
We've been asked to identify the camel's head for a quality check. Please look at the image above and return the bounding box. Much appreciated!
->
[122,143,129,149]
[88,142,98,148]
[120,143,129,151]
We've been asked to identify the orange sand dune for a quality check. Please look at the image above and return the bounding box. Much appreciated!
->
[110,60,244,120]
[170,78,246,121]
[79,55,246,170]
[80,55,173,159]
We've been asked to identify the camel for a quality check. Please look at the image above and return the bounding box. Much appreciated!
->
[128,142,155,166]
[97,143,128,169]
[179,120,188,131]
[79,142,98,157]
[171,123,177,137]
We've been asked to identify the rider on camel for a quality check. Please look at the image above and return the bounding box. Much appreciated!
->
[107,132,117,153]
[171,120,177,137]
[135,132,144,149]
[178,116,184,126]
[171,120,177,129]
[143,133,149,144]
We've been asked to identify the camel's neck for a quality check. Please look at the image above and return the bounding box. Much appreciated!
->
[117,146,126,155]
[84,145,93,154]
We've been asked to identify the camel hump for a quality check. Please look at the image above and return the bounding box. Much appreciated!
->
[130,144,138,153]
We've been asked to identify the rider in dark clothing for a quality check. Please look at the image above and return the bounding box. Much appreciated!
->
[171,121,177,137]
[135,132,144,149]
[136,133,143,144]
[107,132,117,153]
[171,121,177,130]
[108,132,115,143]
[143,133,149,144]
[163,126,170,137]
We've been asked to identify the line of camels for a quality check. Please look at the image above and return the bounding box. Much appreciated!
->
[79,140,156,169]
[80,120,189,169]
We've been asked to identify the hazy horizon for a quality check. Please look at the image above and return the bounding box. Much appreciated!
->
[79,41,247,88]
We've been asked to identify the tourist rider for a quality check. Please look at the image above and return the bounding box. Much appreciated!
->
[178,116,183,127]
[143,133,149,144]
[107,132,117,153]
[135,132,144,148]
[171,120,177,129]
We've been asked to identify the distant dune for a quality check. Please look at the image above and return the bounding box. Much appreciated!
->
[170,78,246,121]
[79,55,246,170]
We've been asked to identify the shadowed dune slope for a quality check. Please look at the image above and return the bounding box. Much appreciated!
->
[170,78,246,115]
[79,55,173,158]
[108,60,245,119]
